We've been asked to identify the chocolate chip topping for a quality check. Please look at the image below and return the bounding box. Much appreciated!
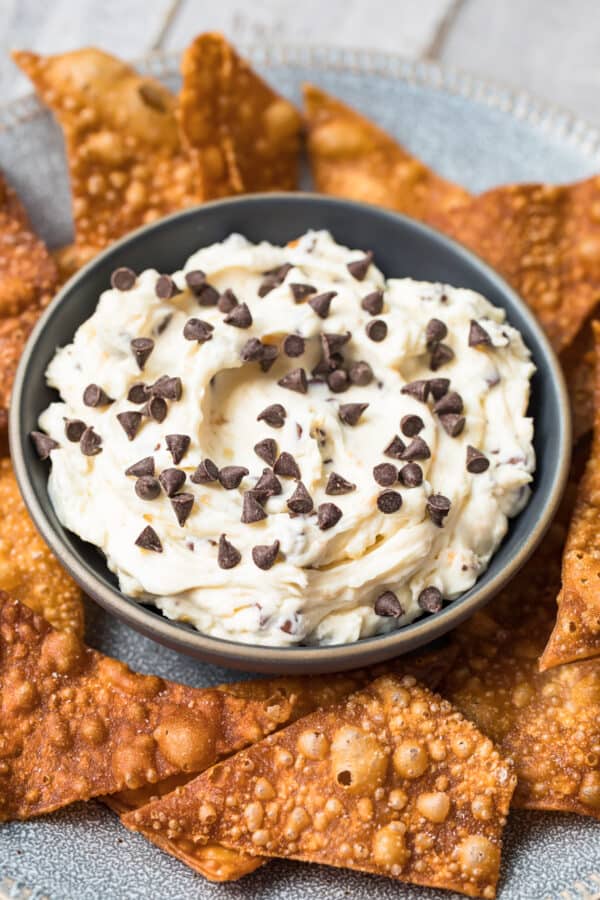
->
[151,375,182,401]
[433,391,463,415]
[290,283,316,301]
[159,468,187,496]
[240,337,268,362]
[224,302,252,328]
[64,419,86,442]
[117,411,142,441]
[135,525,162,552]
[260,345,279,372]
[399,463,423,487]
[469,320,492,347]
[258,263,293,297]
[142,396,167,423]
[325,472,356,495]
[439,413,466,437]
[190,458,219,484]
[156,313,173,335]
[373,463,398,486]
[283,334,305,357]
[185,270,206,293]
[254,468,282,497]
[110,267,136,291]
[183,318,214,343]
[400,414,424,437]
[130,337,154,370]
[317,502,342,530]
[429,343,454,370]
[254,438,278,467]
[287,481,314,515]
[401,436,431,461]
[428,377,450,401]
[401,380,429,403]
[384,435,406,459]
[155,274,180,300]
[347,251,373,281]
[218,534,241,569]
[257,403,286,428]
[277,367,308,394]
[427,493,451,527]
[361,290,384,316]
[126,456,154,477]
[321,332,351,361]
[252,540,280,570]
[328,369,349,393]
[218,288,239,313]
[418,586,443,613]
[30,431,59,459]
[83,384,113,407]
[166,434,190,465]
[80,427,102,456]
[309,291,337,319]
[366,319,387,342]
[374,591,403,617]
[128,383,150,404]
[338,402,369,426]
[171,492,194,527]
[425,318,448,348]
[219,465,249,490]
[273,451,301,480]
[349,361,373,386]
[377,490,403,514]
[135,476,161,501]
[194,282,220,307]
[466,445,490,473]
[241,492,268,524]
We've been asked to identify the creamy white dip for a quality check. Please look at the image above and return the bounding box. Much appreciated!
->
[37,231,535,646]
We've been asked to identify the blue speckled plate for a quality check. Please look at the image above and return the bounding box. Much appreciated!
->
[1,44,599,900]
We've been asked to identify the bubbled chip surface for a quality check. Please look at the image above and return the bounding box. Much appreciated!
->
[124,674,515,899]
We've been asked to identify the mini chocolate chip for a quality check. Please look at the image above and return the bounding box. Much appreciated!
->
[241,492,268,523]
[273,451,301,480]
[328,369,349,393]
[339,402,368,426]
[218,288,239,313]
[171,492,194,526]
[252,540,280,570]
[131,337,154,370]
[433,391,463,415]
[283,334,305,357]
[142,396,167,423]
[439,413,466,437]
[64,419,86,442]
[278,367,308,394]
[128,383,150,404]
[224,302,252,328]
[349,360,373,386]
[117,411,142,441]
[258,263,293,297]
[110,267,136,290]
[373,463,398,486]
[257,403,286,428]
[166,434,190,465]
[30,430,59,459]
[194,282,220,306]
[377,490,403,514]
[135,476,161,500]
[126,456,154,477]
[399,463,423,487]
[83,384,113,407]
[190,458,219,484]
[218,534,241,569]
[151,375,182,401]
[183,318,214,342]
[469,320,492,347]
[287,481,314,515]
[159,468,187,496]
[400,415,424,437]
[240,337,267,362]
[428,377,450,400]
[185,270,206,293]
[347,251,373,280]
[427,493,451,527]
[466,445,490,473]
[156,313,173,335]
[254,438,277,467]
[318,502,342,530]
[401,437,431,461]
[374,591,403,617]
[260,345,279,372]
[401,380,429,403]
[309,291,337,319]
[325,472,356,495]
[155,274,180,299]
[255,468,282,497]
[80,427,102,456]
[366,319,387,342]
[418,586,443,613]
[425,318,448,348]
[384,435,406,459]
[219,465,249,489]
[430,342,454,370]
[361,290,383,316]
[135,525,162,552]
[290,283,316,301]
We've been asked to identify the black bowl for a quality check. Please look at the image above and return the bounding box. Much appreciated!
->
[9,194,570,673]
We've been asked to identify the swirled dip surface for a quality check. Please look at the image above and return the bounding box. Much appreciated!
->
[37,231,535,646]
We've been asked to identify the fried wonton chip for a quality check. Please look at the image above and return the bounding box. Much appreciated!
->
[561,318,598,441]
[0,594,301,822]
[303,84,470,221]
[179,34,302,199]
[0,458,83,635]
[541,321,600,669]
[0,175,57,428]
[13,48,200,267]
[124,674,515,898]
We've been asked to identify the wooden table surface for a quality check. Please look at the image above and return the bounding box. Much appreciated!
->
[0,0,598,127]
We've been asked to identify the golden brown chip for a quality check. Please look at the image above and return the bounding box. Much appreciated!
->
[541,321,600,668]
[124,674,515,898]
[303,84,469,221]
[13,48,200,267]
[561,318,598,441]
[179,34,302,199]
[0,594,299,822]
[0,458,83,635]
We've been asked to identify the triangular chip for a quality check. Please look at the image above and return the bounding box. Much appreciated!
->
[303,84,469,221]
[541,321,600,668]
[561,317,598,441]
[13,48,200,268]
[179,34,302,199]
[124,674,515,898]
